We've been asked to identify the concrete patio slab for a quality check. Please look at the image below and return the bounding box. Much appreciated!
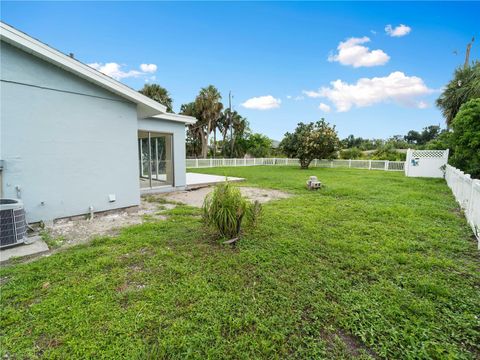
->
[0,236,49,264]
[186,172,244,189]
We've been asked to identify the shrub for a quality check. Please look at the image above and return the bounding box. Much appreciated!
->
[202,182,248,239]
[450,98,480,178]
[246,200,263,227]
[340,147,362,159]
[370,144,406,161]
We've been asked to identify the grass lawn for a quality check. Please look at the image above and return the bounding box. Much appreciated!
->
[1,167,479,359]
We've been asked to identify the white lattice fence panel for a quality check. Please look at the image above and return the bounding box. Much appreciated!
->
[411,150,448,158]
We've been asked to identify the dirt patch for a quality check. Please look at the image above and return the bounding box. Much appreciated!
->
[161,186,291,208]
[45,198,172,247]
[321,329,378,359]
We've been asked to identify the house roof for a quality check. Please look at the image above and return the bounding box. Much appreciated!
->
[0,21,196,124]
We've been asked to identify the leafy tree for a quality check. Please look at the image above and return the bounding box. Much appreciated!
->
[371,143,406,161]
[405,125,441,145]
[420,125,441,144]
[424,130,453,150]
[139,84,174,113]
[280,120,339,169]
[404,130,422,145]
[449,98,480,178]
[436,62,480,126]
[194,85,223,158]
[339,147,362,159]
[246,133,273,157]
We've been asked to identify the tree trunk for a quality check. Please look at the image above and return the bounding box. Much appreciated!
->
[213,129,217,158]
[200,128,209,159]
[300,158,311,169]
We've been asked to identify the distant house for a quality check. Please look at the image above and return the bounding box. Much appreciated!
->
[0,22,196,223]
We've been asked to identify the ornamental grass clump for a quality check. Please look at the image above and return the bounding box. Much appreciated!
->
[202,182,248,239]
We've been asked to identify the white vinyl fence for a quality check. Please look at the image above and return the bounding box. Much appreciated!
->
[186,158,405,171]
[445,165,480,248]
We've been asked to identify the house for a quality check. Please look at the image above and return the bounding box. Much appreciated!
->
[0,22,196,223]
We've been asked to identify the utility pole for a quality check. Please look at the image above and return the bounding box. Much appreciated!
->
[464,36,475,68]
[229,91,234,157]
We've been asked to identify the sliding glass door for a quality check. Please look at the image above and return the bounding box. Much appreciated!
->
[138,131,173,188]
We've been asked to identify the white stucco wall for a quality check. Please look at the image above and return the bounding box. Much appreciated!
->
[1,42,141,222]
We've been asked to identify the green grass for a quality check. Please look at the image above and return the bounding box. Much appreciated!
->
[1,167,479,359]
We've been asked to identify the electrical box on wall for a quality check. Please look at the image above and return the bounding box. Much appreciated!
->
[108,194,116,202]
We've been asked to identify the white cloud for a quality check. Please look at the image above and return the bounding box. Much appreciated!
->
[140,63,157,73]
[318,103,331,113]
[417,101,428,109]
[302,90,322,98]
[241,95,281,110]
[294,95,304,101]
[286,95,292,99]
[385,24,411,37]
[328,36,390,67]
[88,62,158,80]
[304,71,433,112]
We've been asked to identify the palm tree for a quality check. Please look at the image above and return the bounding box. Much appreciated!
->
[194,85,223,158]
[139,84,174,113]
[180,102,203,157]
[436,62,480,126]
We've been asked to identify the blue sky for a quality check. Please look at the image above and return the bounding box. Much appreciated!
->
[2,1,479,140]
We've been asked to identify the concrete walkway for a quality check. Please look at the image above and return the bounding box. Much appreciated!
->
[186,172,244,189]
[0,236,49,264]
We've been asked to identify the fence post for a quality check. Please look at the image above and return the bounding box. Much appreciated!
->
[196,158,199,168]
[384,160,389,171]
[330,160,333,168]
[349,159,352,168]
[244,158,247,166]
[223,158,225,166]
[368,160,372,170]
[210,158,213,167]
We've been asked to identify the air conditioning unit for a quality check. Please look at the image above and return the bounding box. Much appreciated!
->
[0,199,27,248]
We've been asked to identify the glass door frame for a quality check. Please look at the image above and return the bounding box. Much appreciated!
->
[138,130,175,189]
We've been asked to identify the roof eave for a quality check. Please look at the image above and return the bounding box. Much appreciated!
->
[0,22,167,117]
[152,113,197,125]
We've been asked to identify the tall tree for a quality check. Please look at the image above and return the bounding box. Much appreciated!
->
[436,62,480,126]
[180,102,202,157]
[139,84,174,113]
[280,120,339,169]
[194,85,223,158]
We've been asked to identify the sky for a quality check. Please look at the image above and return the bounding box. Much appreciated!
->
[1,1,479,141]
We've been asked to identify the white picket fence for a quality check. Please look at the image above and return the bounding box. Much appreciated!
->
[186,158,405,171]
[445,165,480,248]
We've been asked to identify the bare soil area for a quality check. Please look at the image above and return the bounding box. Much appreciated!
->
[46,199,173,247]
[43,186,289,249]
[161,186,291,208]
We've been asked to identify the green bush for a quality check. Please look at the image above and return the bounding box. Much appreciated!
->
[450,98,480,178]
[202,182,248,239]
[340,147,362,159]
[371,144,406,161]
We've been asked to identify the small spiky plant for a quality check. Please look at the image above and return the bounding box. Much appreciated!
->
[202,182,248,239]
[246,200,262,227]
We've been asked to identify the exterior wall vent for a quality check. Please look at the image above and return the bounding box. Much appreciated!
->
[0,199,27,248]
